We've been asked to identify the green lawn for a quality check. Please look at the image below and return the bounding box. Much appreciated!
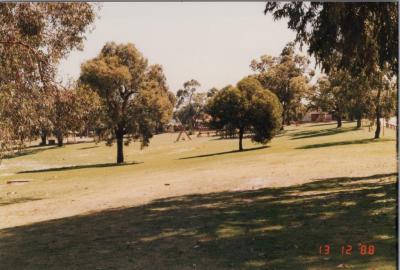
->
[0,122,397,269]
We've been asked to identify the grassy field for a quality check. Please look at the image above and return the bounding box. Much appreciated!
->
[0,122,397,269]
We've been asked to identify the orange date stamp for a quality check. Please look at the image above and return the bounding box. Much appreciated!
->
[319,244,376,256]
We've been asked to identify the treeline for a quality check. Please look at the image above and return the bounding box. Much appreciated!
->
[249,43,396,134]
[177,42,396,152]
[0,3,397,164]
[262,2,398,138]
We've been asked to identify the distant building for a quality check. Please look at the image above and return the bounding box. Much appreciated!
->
[388,116,397,126]
[385,117,397,129]
[302,111,332,122]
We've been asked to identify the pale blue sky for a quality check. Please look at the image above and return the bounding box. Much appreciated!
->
[58,2,300,92]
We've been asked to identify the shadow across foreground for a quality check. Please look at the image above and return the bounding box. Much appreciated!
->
[0,173,397,269]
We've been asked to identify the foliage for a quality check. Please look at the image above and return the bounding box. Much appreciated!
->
[264,2,398,138]
[74,85,104,136]
[174,86,218,133]
[174,92,207,131]
[368,67,397,138]
[80,42,174,163]
[174,80,201,131]
[264,2,398,75]
[144,64,175,133]
[251,43,312,127]
[311,65,396,133]
[207,77,282,151]
[50,88,78,146]
[310,71,351,127]
[206,87,219,98]
[175,80,200,108]
[0,3,97,86]
[0,3,97,155]
[45,85,104,147]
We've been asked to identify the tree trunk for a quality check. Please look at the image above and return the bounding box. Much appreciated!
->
[280,112,285,130]
[374,88,382,139]
[116,127,124,164]
[356,117,362,129]
[286,111,291,126]
[337,114,342,128]
[40,131,47,145]
[238,127,244,151]
[375,113,381,139]
[56,134,63,147]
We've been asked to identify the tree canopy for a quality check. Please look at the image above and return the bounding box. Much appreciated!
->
[0,3,97,88]
[251,43,312,128]
[310,71,351,128]
[264,2,398,75]
[174,80,201,133]
[80,42,174,163]
[207,77,282,151]
[0,3,97,157]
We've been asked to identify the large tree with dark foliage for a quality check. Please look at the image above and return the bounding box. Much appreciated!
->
[264,2,398,75]
[207,77,282,151]
[264,2,398,138]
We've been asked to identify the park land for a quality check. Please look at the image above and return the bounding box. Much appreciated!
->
[0,121,397,270]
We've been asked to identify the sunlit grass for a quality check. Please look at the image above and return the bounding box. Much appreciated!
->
[0,121,396,269]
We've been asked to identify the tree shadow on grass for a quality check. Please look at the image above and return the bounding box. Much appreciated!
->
[297,138,395,149]
[290,127,358,140]
[0,173,396,269]
[17,161,142,174]
[3,141,96,160]
[3,146,58,160]
[0,197,42,206]
[307,122,338,127]
[179,146,269,160]
[78,145,100,150]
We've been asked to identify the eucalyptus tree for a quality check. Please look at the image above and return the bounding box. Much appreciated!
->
[0,3,97,87]
[368,67,397,138]
[251,43,313,128]
[145,64,175,133]
[207,87,219,99]
[264,2,398,75]
[264,2,398,137]
[0,3,97,151]
[80,42,174,163]
[174,80,201,133]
